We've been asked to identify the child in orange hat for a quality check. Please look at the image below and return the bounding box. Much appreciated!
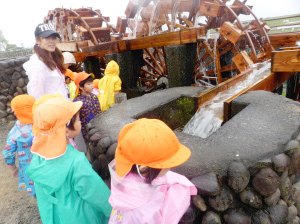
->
[2,94,36,196]
[26,98,111,223]
[108,118,197,223]
[74,72,101,140]
[63,52,77,101]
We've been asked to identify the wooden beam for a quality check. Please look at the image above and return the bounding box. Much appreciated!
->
[196,67,254,108]
[271,50,300,72]
[223,72,293,122]
[269,33,300,48]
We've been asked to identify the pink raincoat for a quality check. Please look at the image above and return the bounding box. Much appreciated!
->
[108,160,197,224]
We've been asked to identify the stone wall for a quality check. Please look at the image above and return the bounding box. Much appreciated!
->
[86,88,300,224]
[0,57,29,123]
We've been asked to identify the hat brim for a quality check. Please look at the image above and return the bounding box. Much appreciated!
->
[115,143,191,178]
[37,30,60,38]
[31,101,82,159]
[31,126,67,159]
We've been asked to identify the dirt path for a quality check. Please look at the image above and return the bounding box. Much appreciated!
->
[0,123,40,224]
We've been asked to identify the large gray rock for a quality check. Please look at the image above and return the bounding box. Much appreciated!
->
[227,161,250,193]
[191,172,220,196]
[290,148,300,175]
[264,188,281,207]
[272,154,291,172]
[208,187,233,212]
[252,210,272,224]
[239,188,262,209]
[252,168,280,196]
[280,171,292,203]
[201,211,221,224]
[287,205,297,222]
[192,195,207,212]
[224,210,251,224]
[0,102,6,110]
[267,200,288,224]
[0,110,8,118]
[106,143,117,162]
[285,140,300,155]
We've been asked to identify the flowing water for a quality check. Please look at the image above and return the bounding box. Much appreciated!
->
[148,0,160,36]
[183,61,271,138]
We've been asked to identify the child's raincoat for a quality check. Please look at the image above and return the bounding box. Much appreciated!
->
[3,120,35,196]
[108,160,197,224]
[26,144,112,224]
[98,61,122,111]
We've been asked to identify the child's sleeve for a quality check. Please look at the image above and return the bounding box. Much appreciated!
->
[161,184,193,224]
[114,77,122,92]
[3,128,18,165]
[72,155,112,218]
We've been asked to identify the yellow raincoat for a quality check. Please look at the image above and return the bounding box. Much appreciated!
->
[68,81,76,101]
[98,60,122,111]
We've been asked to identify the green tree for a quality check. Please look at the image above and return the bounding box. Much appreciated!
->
[0,30,8,51]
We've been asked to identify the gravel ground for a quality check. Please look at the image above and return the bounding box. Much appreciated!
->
[0,122,41,224]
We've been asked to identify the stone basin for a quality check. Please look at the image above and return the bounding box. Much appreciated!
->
[90,87,300,179]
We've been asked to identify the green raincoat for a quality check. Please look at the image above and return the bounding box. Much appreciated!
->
[26,144,112,224]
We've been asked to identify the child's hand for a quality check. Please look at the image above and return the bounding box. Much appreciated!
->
[8,164,18,178]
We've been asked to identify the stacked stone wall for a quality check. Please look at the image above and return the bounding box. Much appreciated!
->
[85,123,300,223]
[0,57,29,124]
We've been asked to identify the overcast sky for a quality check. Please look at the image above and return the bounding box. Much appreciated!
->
[0,0,299,48]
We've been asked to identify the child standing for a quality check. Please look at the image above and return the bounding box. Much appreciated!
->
[98,60,122,112]
[26,98,112,224]
[3,94,36,196]
[74,72,101,139]
[108,118,197,224]
[62,52,77,101]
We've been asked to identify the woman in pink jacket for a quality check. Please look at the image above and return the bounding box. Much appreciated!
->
[108,118,197,224]
[23,23,68,100]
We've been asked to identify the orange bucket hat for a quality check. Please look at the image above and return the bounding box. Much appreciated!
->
[10,94,35,124]
[31,98,82,159]
[93,79,100,88]
[64,69,75,81]
[32,94,63,136]
[74,72,91,96]
[115,118,191,178]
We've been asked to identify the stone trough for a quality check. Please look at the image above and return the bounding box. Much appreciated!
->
[87,87,300,223]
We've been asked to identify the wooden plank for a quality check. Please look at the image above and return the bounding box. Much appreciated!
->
[56,42,78,52]
[223,72,293,122]
[116,16,127,34]
[232,51,254,72]
[200,2,225,17]
[196,67,253,107]
[269,33,299,48]
[219,22,244,44]
[125,1,139,18]
[271,50,300,72]
[216,50,222,83]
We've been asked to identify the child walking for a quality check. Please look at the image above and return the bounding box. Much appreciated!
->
[98,60,122,112]
[74,72,101,139]
[26,98,111,224]
[3,94,36,196]
[108,118,197,224]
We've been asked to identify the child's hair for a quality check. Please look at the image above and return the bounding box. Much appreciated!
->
[66,112,78,131]
[131,165,161,184]
[79,76,94,88]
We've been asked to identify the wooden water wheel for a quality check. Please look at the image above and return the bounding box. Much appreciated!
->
[193,0,273,87]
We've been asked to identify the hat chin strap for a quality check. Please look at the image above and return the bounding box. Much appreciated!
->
[136,165,145,179]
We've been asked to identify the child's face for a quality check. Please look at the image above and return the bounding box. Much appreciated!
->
[65,77,71,84]
[80,81,94,94]
[67,114,81,138]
